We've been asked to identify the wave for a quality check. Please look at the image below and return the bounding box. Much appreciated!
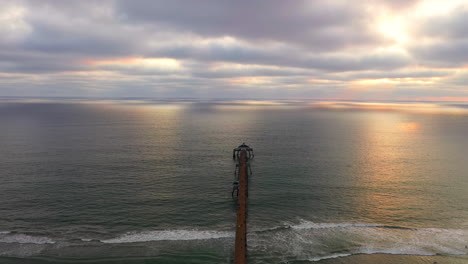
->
[248,220,468,261]
[101,230,234,244]
[308,253,353,262]
[1,222,466,262]
[306,251,436,262]
[307,249,468,263]
[288,220,415,230]
[252,221,413,233]
[0,232,55,244]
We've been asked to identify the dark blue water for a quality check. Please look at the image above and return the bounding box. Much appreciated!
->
[1,99,468,263]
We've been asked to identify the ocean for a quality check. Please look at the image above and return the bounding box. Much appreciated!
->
[1,99,468,263]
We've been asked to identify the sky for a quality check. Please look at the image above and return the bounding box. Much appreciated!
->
[1,0,468,100]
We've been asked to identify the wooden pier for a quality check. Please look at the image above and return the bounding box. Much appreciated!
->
[232,144,254,264]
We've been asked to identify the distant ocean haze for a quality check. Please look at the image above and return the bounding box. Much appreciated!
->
[0,99,467,263]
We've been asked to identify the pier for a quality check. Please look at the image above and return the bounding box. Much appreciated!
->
[232,143,254,264]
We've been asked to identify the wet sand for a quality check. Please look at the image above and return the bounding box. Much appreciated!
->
[314,254,468,264]
[1,254,468,264]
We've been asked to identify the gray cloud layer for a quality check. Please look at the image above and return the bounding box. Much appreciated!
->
[116,0,381,51]
[0,0,467,99]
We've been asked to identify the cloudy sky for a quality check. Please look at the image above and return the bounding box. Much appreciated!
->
[1,0,468,100]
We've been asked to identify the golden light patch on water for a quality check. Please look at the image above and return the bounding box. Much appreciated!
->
[350,114,426,223]
[414,97,468,102]
[309,101,468,115]
[210,100,303,111]
[397,122,421,133]
[228,100,286,105]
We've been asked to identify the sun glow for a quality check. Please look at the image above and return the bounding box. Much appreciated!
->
[414,0,466,17]
[379,17,408,45]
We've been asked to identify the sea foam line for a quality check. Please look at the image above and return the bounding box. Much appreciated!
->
[306,251,436,262]
[286,220,414,230]
[290,221,380,230]
[307,253,353,262]
[101,230,234,244]
[0,233,55,244]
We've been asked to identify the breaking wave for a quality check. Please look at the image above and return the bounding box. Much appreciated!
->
[307,253,353,262]
[0,232,55,244]
[249,220,468,262]
[287,221,414,230]
[101,230,234,244]
[1,222,467,262]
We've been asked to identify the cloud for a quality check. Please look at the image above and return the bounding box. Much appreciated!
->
[334,68,454,81]
[20,2,141,56]
[0,1,31,45]
[148,37,411,72]
[0,48,87,73]
[116,0,383,51]
[189,63,316,79]
[0,0,467,100]
[417,6,468,39]
[412,40,468,67]
[410,3,468,67]
[439,70,468,87]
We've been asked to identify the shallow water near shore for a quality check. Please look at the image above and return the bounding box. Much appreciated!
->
[1,99,468,263]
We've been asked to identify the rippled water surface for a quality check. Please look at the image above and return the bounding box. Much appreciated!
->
[1,99,468,263]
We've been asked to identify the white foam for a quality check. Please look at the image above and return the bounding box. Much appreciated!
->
[308,253,352,262]
[101,230,234,244]
[0,231,11,234]
[307,251,436,262]
[361,249,435,256]
[0,233,55,244]
[252,220,468,260]
[290,220,379,230]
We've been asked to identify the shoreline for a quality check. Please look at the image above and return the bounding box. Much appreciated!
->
[1,253,468,264]
[314,253,468,264]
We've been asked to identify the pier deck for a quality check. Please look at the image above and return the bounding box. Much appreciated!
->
[234,150,248,264]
